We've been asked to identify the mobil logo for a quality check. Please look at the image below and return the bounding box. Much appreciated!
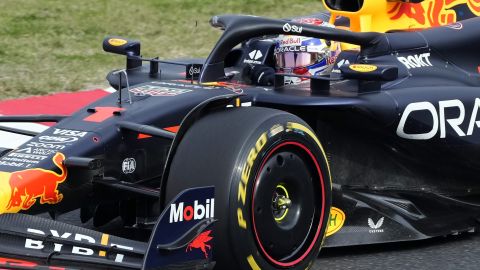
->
[169,198,215,223]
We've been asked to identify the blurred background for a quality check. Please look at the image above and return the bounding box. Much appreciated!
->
[0,0,323,98]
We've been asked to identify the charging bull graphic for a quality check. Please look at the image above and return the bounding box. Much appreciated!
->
[389,0,480,27]
[0,153,67,214]
[323,0,480,33]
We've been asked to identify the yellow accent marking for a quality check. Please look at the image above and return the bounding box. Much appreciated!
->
[108,38,127,47]
[237,208,247,229]
[286,122,331,185]
[349,64,378,73]
[99,233,110,257]
[326,207,346,237]
[236,98,241,107]
[274,184,289,222]
[247,255,261,270]
[0,171,12,214]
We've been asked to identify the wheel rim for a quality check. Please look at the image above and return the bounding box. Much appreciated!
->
[251,141,326,267]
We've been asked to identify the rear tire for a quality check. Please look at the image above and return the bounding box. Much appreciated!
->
[166,107,331,270]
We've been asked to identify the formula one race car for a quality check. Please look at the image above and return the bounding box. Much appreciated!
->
[1,3,480,270]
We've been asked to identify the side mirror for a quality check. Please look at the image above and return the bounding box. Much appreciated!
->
[103,36,142,69]
[103,36,141,57]
[340,64,399,92]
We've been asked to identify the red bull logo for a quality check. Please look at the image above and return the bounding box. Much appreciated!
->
[186,230,213,259]
[0,153,67,214]
[389,0,480,27]
[323,0,480,33]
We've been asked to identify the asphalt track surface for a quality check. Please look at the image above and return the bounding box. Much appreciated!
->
[55,210,480,270]
[315,233,480,270]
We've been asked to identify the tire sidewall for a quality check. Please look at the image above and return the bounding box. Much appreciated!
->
[228,115,331,270]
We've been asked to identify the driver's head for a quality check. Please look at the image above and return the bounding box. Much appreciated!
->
[274,18,340,84]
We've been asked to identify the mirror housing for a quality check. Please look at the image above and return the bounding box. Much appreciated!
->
[103,36,142,69]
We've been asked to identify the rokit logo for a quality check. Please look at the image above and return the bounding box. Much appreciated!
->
[283,23,302,34]
[243,50,264,65]
[397,53,433,70]
[25,228,133,262]
[397,98,480,140]
[169,198,215,223]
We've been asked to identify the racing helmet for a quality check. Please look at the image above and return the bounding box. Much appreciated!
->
[274,18,340,84]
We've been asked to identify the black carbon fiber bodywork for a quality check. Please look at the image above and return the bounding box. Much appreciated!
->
[0,14,480,270]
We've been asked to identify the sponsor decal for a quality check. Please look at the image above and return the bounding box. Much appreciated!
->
[388,0,480,28]
[169,198,215,223]
[332,59,351,73]
[368,217,385,233]
[0,161,24,167]
[444,22,463,30]
[129,84,192,97]
[274,45,307,54]
[108,38,127,47]
[397,53,433,70]
[7,153,47,161]
[186,230,213,259]
[38,135,78,144]
[279,36,302,46]
[0,153,67,213]
[283,23,303,34]
[337,59,350,68]
[189,66,201,76]
[397,98,480,140]
[16,147,56,156]
[326,207,345,237]
[153,81,216,90]
[122,158,136,174]
[185,64,203,80]
[237,132,268,229]
[25,229,133,262]
[244,50,264,65]
[294,18,325,26]
[349,64,378,72]
[201,81,245,94]
[53,128,88,137]
[27,141,65,150]
[249,50,263,60]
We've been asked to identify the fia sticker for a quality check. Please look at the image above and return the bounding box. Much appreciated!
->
[122,158,136,174]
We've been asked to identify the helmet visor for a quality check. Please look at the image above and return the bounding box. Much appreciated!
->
[275,52,324,69]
